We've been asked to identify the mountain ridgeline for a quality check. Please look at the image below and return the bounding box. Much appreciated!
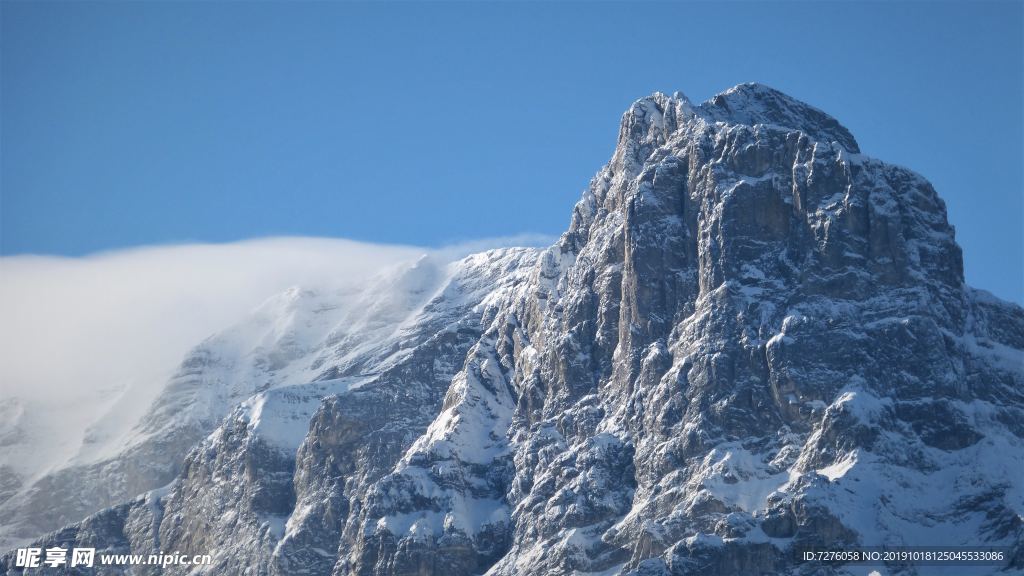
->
[3,84,1023,576]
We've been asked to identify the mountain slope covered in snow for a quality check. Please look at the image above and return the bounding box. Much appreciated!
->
[0,249,538,551]
[2,83,1022,576]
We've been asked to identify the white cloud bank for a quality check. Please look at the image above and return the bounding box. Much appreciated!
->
[0,235,551,478]
[0,234,552,400]
[0,237,426,401]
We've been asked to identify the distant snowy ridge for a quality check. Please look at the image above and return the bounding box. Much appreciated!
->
[0,248,538,551]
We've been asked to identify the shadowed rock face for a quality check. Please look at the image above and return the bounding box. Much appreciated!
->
[3,84,1022,576]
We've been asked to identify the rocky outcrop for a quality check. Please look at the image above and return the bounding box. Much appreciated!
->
[3,83,1022,576]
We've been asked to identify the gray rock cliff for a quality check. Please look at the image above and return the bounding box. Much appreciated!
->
[3,83,1022,576]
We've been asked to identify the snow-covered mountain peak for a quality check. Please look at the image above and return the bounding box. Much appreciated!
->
[3,85,1022,576]
[699,82,860,152]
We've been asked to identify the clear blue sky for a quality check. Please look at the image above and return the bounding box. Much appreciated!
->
[2,1,1021,303]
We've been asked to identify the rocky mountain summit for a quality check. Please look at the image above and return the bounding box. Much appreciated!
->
[2,83,1022,576]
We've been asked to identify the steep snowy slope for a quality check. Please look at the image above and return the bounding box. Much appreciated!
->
[3,83,1022,576]
[0,249,538,552]
[0,237,428,533]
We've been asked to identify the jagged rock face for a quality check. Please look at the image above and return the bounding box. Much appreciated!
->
[3,83,1022,576]
[345,85,1022,576]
